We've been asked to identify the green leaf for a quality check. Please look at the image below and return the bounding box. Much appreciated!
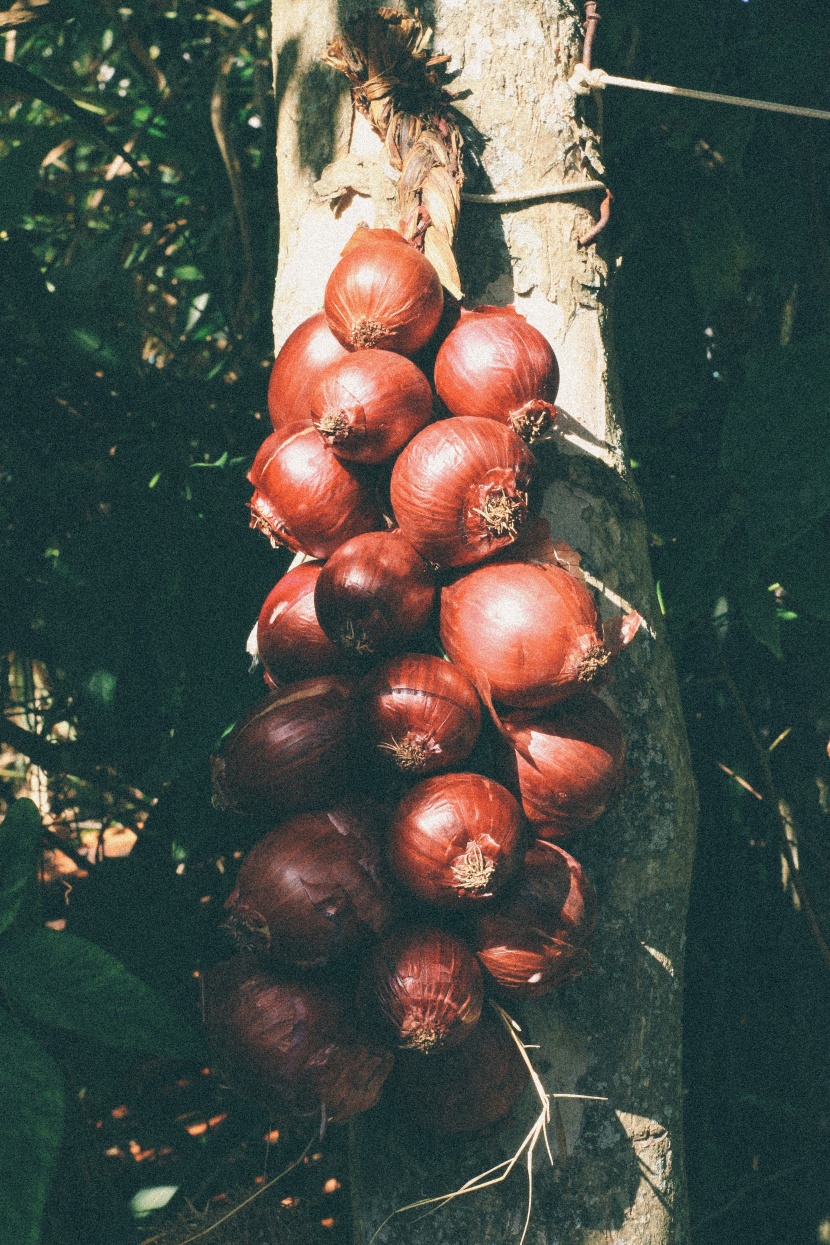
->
[0,929,203,1059]
[0,799,42,938]
[734,580,782,659]
[0,1007,64,1245]
[172,265,203,281]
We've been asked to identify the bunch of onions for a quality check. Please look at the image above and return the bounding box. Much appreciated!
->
[224,803,393,969]
[493,694,627,833]
[473,841,597,998]
[210,675,358,817]
[387,772,524,906]
[364,926,483,1053]
[310,349,433,463]
[390,416,537,568]
[361,653,482,775]
[203,956,393,1124]
[314,530,435,659]
[256,562,345,686]
[267,311,349,432]
[434,305,559,442]
[440,559,611,708]
[248,423,381,560]
[324,237,443,356]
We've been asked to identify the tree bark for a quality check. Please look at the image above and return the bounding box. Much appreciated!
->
[270,2,698,1242]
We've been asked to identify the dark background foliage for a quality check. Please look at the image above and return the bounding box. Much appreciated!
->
[0,0,828,1241]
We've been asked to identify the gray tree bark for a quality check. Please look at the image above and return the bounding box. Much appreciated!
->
[270,2,698,1242]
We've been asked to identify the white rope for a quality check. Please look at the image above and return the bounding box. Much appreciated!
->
[461,178,606,205]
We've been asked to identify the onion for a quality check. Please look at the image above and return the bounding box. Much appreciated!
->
[389,416,537,568]
[314,530,435,659]
[387,772,524,907]
[473,840,597,998]
[267,312,349,432]
[324,238,443,356]
[224,803,393,968]
[440,559,610,708]
[310,349,433,464]
[364,926,483,1053]
[210,675,358,817]
[361,653,481,775]
[493,694,626,832]
[340,225,409,254]
[248,423,381,560]
[256,562,346,686]
[203,955,393,1124]
[434,305,559,441]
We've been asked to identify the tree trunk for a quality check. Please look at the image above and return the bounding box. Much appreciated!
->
[270,2,698,1242]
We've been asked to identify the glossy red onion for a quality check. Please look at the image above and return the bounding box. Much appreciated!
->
[324,238,443,356]
[473,840,597,998]
[390,416,537,568]
[340,225,409,254]
[248,423,381,560]
[256,562,346,686]
[361,653,481,775]
[267,312,349,432]
[435,305,559,441]
[314,530,435,659]
[310,349,433,464]
[203,956,393,1124]
[440,560,610,708]
[387,772,524,907]
[210,675,358,817]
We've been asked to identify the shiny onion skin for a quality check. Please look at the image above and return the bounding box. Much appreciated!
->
[203,956,393,1124]
[361,653,482,775]
[365,926,483,1053]
[493,694,627,832]
[248,423,381,560]
[440,560,609,708]
[387,772,524,907]
[257,562,346,686]
[392,1005,528,1134]
[340,225,409,255]
[473,840,597,998]
[224,803,393,969]
[434,305,559,442]
[389,416,537,568]
[310,349,433,464]
[314,530,435,659]
[324,238,443,356]
[267,312,349,432]
[210,676,358,818]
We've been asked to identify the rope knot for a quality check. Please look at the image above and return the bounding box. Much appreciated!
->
[568,63,608,95]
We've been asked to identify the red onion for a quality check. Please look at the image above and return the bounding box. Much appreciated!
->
[267,312,349,432]
[256,562,346,686]
[203,955,393,1124]
[310,349,433,464]
[324,238,443,356]
[493,694,626,832]
[314,530,435,659]
[434,305,559,441]
[210,675,358,817]
[361,653,481,775]
[389,416,537,568]
[340,225,409,254]
[387,772,524,907]
[364,926,483,1053]
[473,840,597,998]
[248,423,381,560]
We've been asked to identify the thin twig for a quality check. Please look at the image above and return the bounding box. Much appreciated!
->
[581,2,601,71]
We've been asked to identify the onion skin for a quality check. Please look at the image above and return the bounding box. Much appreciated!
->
[361,653,482,775]
[257,563,347,686]
[340,226,408,255]
[440,560,609,708]
[324,239,443,356]
[473,840,597,998]
[210,676,358,818]
[267,312,349,432]
[314,530,435,659]
[203,955,393,1124]
[387,772,524,907]
[390,416,537,568]
[365,926,483,1053]
[434,305,559,442]
[493,694,627,832]
[311,349,433,464]
[248,423,381,560]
